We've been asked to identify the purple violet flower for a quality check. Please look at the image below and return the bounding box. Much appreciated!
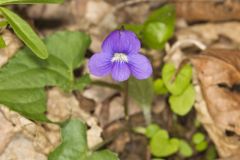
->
[88,30,153,82]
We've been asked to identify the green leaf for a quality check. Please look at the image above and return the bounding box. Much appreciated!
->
[123,24,143,38]
[146,4,175,27]
[206,146,217,160]
[0,35,6,48]
[145,124,161,138]
[0,31,91,121]
[73,74,91,91]
[150,130,180,157]
[142,4,175,49]
[169,84,196,116]
[0,0,63,5]
[128,77,154,123]
[192,132,205,144]
[162,63,193,95]
[142,22,169,49]
[179,140,193,158]
[0,20,8,27]
[154,79,168,95]
[0,7,49,59]
[128,77,154,106]
[48,119,88,160]
[48,119,119,160]
[195,141,208,152]
[88,150,119,160]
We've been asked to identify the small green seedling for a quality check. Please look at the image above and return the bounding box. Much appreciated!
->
[154,63,196,116]
[138,124,195,159]
[192,132,208,152]
[179,140,193,158]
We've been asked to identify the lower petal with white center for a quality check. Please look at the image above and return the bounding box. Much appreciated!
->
[111,62,131,81]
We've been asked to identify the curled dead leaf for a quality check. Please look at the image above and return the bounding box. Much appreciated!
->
[191,49,240,158]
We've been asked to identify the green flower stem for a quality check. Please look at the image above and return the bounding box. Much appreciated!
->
[124,80,129,121]
[91,80,123,91]
[142,104,152,125]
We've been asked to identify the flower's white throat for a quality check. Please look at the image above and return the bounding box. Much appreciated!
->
[111,53,128,63]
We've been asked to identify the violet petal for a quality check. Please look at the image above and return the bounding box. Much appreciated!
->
[128,53,153,79]
[88,53,112,76]
[111,62,131,81]
[102,30,140,55]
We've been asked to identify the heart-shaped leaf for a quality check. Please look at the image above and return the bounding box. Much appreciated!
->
[162,63,192,95]
[169,84,196,116]
[145,124,161,138]
[192,132,205,144]
[142,4,175,49]
[146,4,175,26]
[195,141,208,152]
[150,130,180,157]
[179,140,193,158]
[142,22,169,49]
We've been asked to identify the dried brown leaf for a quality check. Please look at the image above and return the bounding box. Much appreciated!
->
[191,49,240,158]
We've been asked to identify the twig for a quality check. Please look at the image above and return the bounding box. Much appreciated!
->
[165,39,207,61]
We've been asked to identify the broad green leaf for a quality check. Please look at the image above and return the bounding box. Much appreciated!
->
[0,7,48,59]
[48,119,88,160]
[145,124,160,138]
[128,77,154,106]
[0,36,6,48]
[192,132,205,144]
[73,74,91,91]
[150,130,179,157]
[142,22,169,49]
[162,63,193,95]
[0,0,63,5]
[48,119,119,160]
[123,24,143,38]
[169,84,196,116]
[0,31,90,120]
[88,150,118,160]
[154,79,168,95]
[128,77,154,123]
[179,140,193,158]
[142,4,175,49]
[146,4,175,27]
[195,141,208,152]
